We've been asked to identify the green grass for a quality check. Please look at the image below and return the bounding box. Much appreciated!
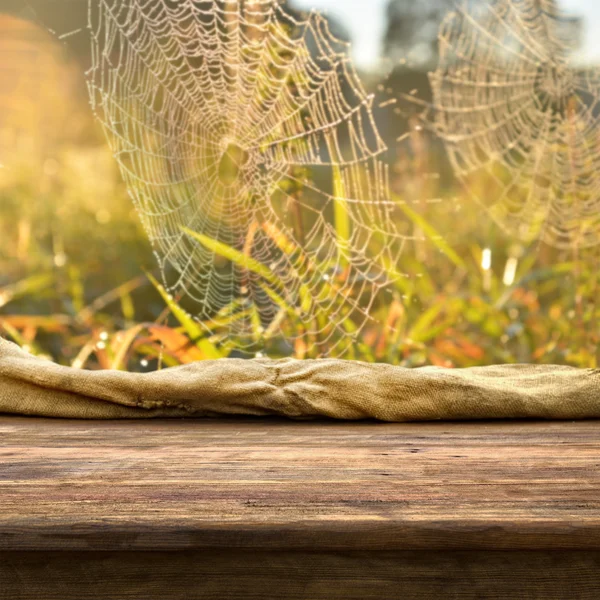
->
[1,140,598,370]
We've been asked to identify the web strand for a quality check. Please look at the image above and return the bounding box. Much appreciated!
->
[87,0,408,355]
[430,0,600,248]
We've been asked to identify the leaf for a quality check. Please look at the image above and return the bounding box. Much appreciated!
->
[182,227,281,287]
[0,321,42,355]
[147,325,206,363]
[120,290,136,322]
[261,222,333,309]
[0,274,54,308]
[395,198,466,270]
[72,339,97,369]
[197,304,252,331]
[333,165,351,265]
[408,298,463,343]
[0,315,71,333]
[259,283,295,317]
[77,276,147,323]
[147,272,222,360]
[186,226,314,314]
[134,343,181,368]
[408,303,445,343]
[110,324,147,370]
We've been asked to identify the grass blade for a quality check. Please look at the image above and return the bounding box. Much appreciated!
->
[147,272,222,360]
[396,198,466,270]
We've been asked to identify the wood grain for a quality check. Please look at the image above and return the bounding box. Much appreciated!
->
[3,550,600,600]
[1,417,600,552]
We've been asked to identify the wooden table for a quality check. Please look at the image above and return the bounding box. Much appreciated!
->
[1,416,600,599]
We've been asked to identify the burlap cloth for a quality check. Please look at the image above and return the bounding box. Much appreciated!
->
[0,337,599,420]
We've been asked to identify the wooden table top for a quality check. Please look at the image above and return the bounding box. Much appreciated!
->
[1,417,600,552]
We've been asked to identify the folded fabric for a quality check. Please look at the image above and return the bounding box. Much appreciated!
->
[0,337,599,420]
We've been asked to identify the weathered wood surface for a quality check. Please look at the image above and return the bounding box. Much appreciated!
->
[1,416,600,552]
[3,550,600,600]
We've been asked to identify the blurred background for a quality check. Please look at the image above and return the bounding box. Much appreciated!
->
[0,0,598,369]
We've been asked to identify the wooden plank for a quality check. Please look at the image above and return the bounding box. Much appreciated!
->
[3,549,600,600]
[1,417,600,551]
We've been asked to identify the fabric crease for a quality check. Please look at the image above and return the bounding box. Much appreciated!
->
[1,337,599,421]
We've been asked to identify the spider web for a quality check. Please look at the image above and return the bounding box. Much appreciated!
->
[429,0,600,248]
[86,0,407,356]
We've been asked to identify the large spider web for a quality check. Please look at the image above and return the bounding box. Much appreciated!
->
[86,0,406,355]
[430,0,600,248]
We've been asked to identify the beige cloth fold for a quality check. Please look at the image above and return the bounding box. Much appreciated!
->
[0,337,599,421]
